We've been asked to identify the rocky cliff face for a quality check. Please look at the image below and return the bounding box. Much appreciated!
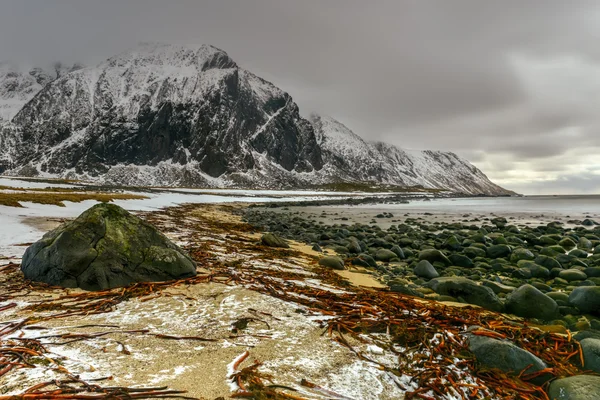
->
[0,62,83,121]
[3,43,322,187]
[0,43,511,195]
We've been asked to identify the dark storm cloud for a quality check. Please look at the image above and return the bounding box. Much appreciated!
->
[1,0,599,194]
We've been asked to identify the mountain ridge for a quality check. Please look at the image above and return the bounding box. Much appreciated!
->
[0,43,513,195]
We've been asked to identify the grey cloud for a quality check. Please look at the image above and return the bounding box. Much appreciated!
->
[1,0,599,194]
[507,172,600,195]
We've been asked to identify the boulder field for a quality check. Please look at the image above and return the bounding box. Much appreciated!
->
[244,208,600,398]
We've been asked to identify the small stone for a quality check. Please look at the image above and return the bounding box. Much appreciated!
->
[425,277,504,312]
[559,269,588,282]
[559,237,578,250]
[569,286,600,315]
[261,233,290,248]
[418,249,451,266]
[375,248,397,262]
[468,334,548,381]
[486,244,512,259]
[483,280,516,294]
[510,248,535,263]
[413,260,439,280]
[505,284,559,321]
[318,256,345,270]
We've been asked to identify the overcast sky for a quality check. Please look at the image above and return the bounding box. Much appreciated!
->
[1,0,599,194]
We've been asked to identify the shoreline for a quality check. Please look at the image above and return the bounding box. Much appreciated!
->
[1,201,599,399]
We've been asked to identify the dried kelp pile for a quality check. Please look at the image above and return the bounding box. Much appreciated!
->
[0,203,592,400]
[197,257,585,400]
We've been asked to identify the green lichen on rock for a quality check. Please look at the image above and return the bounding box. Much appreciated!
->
[21,203,197,291]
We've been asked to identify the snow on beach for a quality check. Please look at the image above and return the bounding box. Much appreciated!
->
[0,177,385,258]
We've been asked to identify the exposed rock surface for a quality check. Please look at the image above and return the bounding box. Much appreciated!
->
[581,338,600,373]
[425,277,504,312]
[468,334,548,377]
[505,284,559,321]
[21,203,197,290]
[0,43,512,195]
[413,260,439,279]
[570,287,600,315]
[261,233,289,248]
[548,375,600,400]
[318,256,345,270]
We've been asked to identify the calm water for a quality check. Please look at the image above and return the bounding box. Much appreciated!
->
[315,195,600,220]
[383,195,600,216]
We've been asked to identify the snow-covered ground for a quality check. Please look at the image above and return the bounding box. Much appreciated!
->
[0,177,386,259]
[0,177,78,189]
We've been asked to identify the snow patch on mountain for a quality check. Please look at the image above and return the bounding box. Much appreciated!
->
[311,114,512,195]
[0,43,511,195]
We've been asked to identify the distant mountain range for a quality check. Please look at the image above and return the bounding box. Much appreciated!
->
[0,43,512,195]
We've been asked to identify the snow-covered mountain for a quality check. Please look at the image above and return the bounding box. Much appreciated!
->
[0,43,512,195]
[311,115,510,195]
[0,62,83,121]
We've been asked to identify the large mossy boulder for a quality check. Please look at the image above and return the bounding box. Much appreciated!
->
[21,203,197,291]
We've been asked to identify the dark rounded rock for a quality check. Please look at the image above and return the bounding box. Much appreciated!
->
[21,203,197,291]
[425,277,504,311]
[390,245,405,259]
[389,283,425,298]
[518,261,550,279]
[350,257,371,268]
[535,255,562,270]
[585,267,600,277]
[569,286,600,315]
[448,254,474,268]
[559,237,577,250]
[581,338,600,373]
[464,246,487,259]
[505,284,559,321]
[375,248,397,262]
[559,269,588,282]
[261,233,290,248]
[357,254,377,268]
[467,334,548,379]
[546,291,570,304]
[413,260,439,280]
[346,240,362,254]
[483,280,516,294]
[318,256,345,270]
[486,244,512,259]
[443,235,461,251]
[418,249,451,266]
[548,375,600,400]
[510,248,535,263]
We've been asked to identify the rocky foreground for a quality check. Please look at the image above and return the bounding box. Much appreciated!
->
[1,202,599,399]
